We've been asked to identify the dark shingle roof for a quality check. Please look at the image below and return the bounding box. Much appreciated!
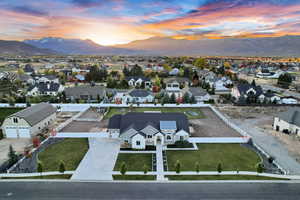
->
[129,89,152,97]
[29,82,61,92]
[237,83,263,97]
[64,85,106,99]
[9,103,56,126]
[278,108,300,127]
[108,112,189,134]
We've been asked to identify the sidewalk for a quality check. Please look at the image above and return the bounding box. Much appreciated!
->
[156,142,164,181]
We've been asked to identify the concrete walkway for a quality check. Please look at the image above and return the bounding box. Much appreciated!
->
[156,142,165,181]
[233,118,300,175]
[71,138,121,180]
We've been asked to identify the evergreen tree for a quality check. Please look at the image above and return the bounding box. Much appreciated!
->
[59,161,66,174]
[8,145,18,166]
[170,93,176,104]
[183,92,190,103]
[175,160,181,174]
[256,163,264,174]
[190,95,196,104]
[143,164,148,175]
[37,161,43,177]
[217,163,222,174]
[195,162,200,173]
[120,162,127,176]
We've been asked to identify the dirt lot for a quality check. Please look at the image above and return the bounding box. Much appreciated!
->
[77,108,102,120]
[0,139,31,165]
[190,108,241,137]
[60,120,108,132]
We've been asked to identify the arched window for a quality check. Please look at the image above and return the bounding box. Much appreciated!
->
[167,135,172,140]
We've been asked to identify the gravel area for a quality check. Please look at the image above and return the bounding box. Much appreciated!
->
[60,121,106,132]
[190,108,241,137]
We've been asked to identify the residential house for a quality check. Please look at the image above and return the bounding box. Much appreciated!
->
[27,82,64,96]
[273,108,300,135]
[24,64,35,75]
[125,76,152,89]
[188,87,211,103]
[64,85,106,102]
[231,83,265,103]
[108,112,190,149]
[1,103,56,138]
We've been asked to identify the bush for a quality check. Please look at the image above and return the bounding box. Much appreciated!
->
[168,140,194,148]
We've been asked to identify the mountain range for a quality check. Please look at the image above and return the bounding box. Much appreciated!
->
[1,36,300,56]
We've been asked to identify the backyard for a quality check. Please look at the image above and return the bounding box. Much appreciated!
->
[114,153,153,171]
[38,138,89,171]
[166,144,262,172]
[104,107,205,120]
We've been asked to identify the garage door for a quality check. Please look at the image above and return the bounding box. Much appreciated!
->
[18,128,30,138]
[5,128,18,138]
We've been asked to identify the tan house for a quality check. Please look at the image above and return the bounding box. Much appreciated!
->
[1,103,56,138]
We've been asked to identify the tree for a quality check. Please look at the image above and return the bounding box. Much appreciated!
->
[59,161,66,174]
[183,92,190,104]
[8,145,18,166]
[143,164,148,175]
[37,161,43,177]
[193,58,208,69]
[190,95,196,104]
[251,79,256,87]
[223,61,231,69]
[162,94,170,104]
[120,162,127,176]
[256,163,264,174]
[217,163,222,174]
[195,162,200,173]
[278,73,293,88]
[162,64,172,72]
[170,93,176,104]
[175,160,181,174]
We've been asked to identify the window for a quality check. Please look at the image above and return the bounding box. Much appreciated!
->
[167,135,172,140]
[13,118,18,123]
[180,136,184,141]
[147,135,152,139]
[124,140,129,143]
[136,141,141,146]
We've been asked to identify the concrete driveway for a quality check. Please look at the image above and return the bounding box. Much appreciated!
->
[71,138,121,180]
[0,139,31,165]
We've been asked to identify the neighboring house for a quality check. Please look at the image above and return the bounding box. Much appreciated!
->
[64,85,106,102]
[0,72,17,82]
[231,83,265,103]
[17,74,33,85]
[108,112,190,149]
[273,108,300,135]
[125,76,152,88]
[74,74,85,82]
[27,82,64,96]
[1,103,56,138]
[31,75,59,85]
[214,80,231,94]
[188,87,211,103]
[115,89,154,104]
[169,68,180,76]
[24,64,34,75]
[164,78,190,98]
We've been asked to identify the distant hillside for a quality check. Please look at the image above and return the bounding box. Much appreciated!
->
[0,40,56,56]
[114,36,300,56]
[24,37,141,55]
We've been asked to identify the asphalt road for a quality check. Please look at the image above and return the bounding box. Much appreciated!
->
[0,181,300,200]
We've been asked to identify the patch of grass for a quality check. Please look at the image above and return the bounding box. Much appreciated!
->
[114,153,152,171]
[167,144,261,171]
[1,174,71,179]
[166,175,289,180]
[38,138,89,172]
[104,107,204,120]
[113,175,156,180]
[0,107,23,124]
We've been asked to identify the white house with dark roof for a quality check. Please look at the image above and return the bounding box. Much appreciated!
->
[27,82,64,96]
[108,112,190,149]
[125,76,152,88]
[273,107,300,135]
[114,89,154,104]
[1,103,56,138]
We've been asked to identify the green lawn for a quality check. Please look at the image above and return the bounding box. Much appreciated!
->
[114,153,153,171]
[167,144,262,172]
[113,175,156,180]
[104,107,204,120]
[0,107,23,124]
[38,138,89,172]
[166,175,289,181]
[1,174,71,179]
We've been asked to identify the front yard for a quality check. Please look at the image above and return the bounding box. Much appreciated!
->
[166,175,288,180]
[38,138,89,172]
[114,153,153,171]
[113,175,156,180]
[166,144,261,171]
[104,107,204,120]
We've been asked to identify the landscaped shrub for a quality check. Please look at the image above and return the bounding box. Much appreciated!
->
[168,140,194,148]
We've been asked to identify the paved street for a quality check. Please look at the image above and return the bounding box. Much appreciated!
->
[0,182,299,200]
[233,118,300,175]
[71,138,121,180]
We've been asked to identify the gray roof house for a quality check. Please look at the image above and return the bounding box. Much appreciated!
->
[1,103,57,138]
[188,87,211,102]
[273,107,300,135]
[108,112,190,149]
[64,85,106,102]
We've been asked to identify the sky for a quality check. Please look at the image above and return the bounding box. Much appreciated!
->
[0,0,300,45]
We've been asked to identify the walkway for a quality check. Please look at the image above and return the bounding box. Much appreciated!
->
[71,138,121,180]
[156,142,164,181]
